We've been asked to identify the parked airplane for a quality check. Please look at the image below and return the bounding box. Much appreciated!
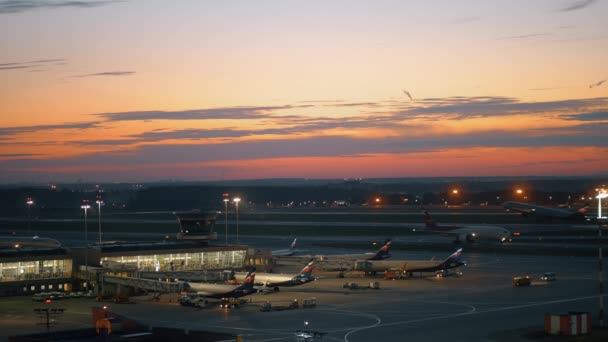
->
[503,201,591,221]
[314,239,393,262]
[423,210,511,243]
[185,268,257,299]
[0,236,61,249]
[354,248,465,276]
[272,238,301,256]
[234,260,315,291]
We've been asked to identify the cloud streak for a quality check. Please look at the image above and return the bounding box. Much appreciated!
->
[0,0,121,14]
[71,71,136,78]
[0,58,66,71]
[497,33,550,40]
[0,121,99,137]
[94,105,311,122]
[559,0,597,12]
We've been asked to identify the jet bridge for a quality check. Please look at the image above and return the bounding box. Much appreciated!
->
[101,274,187,293]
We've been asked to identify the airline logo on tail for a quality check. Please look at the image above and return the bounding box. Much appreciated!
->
[236,268,256,291]
[440,248,464,269]
[369,240,392,260]
[448,248,463,262]
[299,260,314,275]
[294,260,315,284]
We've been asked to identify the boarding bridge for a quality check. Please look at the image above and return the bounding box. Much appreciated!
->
[138,269,233,282]
[101,274,187,293]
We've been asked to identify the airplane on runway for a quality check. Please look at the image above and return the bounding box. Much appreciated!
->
[503,201,591,221]
[234,260,315,291]
[423,210,511,243]
[185,268,257,299]
[272,237,301,256]
[0,236,62,249]
[353,248,465,276]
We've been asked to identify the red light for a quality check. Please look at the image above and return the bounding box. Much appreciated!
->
[45,299,52,304]
[513,232,521,236]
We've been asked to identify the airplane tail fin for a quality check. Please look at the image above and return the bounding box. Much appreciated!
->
[298,258,315,277]
[423,209,437,229]
[292,258,314,283]
[369,239,392,260]
[441,248,463,267]
[290,238,298,250]
[235,267,256,291]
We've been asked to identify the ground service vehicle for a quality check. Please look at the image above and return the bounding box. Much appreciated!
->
[220,297,243,309]
[302,298,316,308]
[260,299,299,312]
[384,271,398,280]
[512,276,531,286]
[541,272,556,281]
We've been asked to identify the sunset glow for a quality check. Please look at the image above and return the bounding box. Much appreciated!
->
[1,0,607,182]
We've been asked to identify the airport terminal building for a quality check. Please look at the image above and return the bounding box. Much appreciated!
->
[0,212,264,297]
[0,247,73,296]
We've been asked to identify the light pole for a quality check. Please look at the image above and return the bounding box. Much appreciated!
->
[26,197,33,235]
[233,197,241,244]
[596,190,608,327]
[223,196,229,245]
[450,189,459,207]
[96,198,104,245]
[81,201,90,270]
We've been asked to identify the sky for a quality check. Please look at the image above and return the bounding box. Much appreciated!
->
[0,0,607,183]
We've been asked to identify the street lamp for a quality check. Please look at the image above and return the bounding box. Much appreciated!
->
[81,200,91,269]
[597,191,607,219]
[596,190,608,327]
[223,194,229,245]
[26,197,33,235]
[96,198,104,245]
[233,197,241,244]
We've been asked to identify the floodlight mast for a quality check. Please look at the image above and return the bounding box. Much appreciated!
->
[596,190,607,327]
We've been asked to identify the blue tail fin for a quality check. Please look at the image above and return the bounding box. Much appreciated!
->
[293,259,315,282]
[297,259,314,277]
[441,248,463,267]
[369,239,392,260]
[235,268,256,291]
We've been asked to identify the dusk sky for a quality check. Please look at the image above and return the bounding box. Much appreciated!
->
[1,0,607,183]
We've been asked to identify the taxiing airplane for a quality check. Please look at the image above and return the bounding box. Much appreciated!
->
[423,210,511,243]
[272,238,300,256]
[503,201,590,221]
[0,236,61,249]
[354,248,465,275]
[234,260,315,291]
[185,268,257,299]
